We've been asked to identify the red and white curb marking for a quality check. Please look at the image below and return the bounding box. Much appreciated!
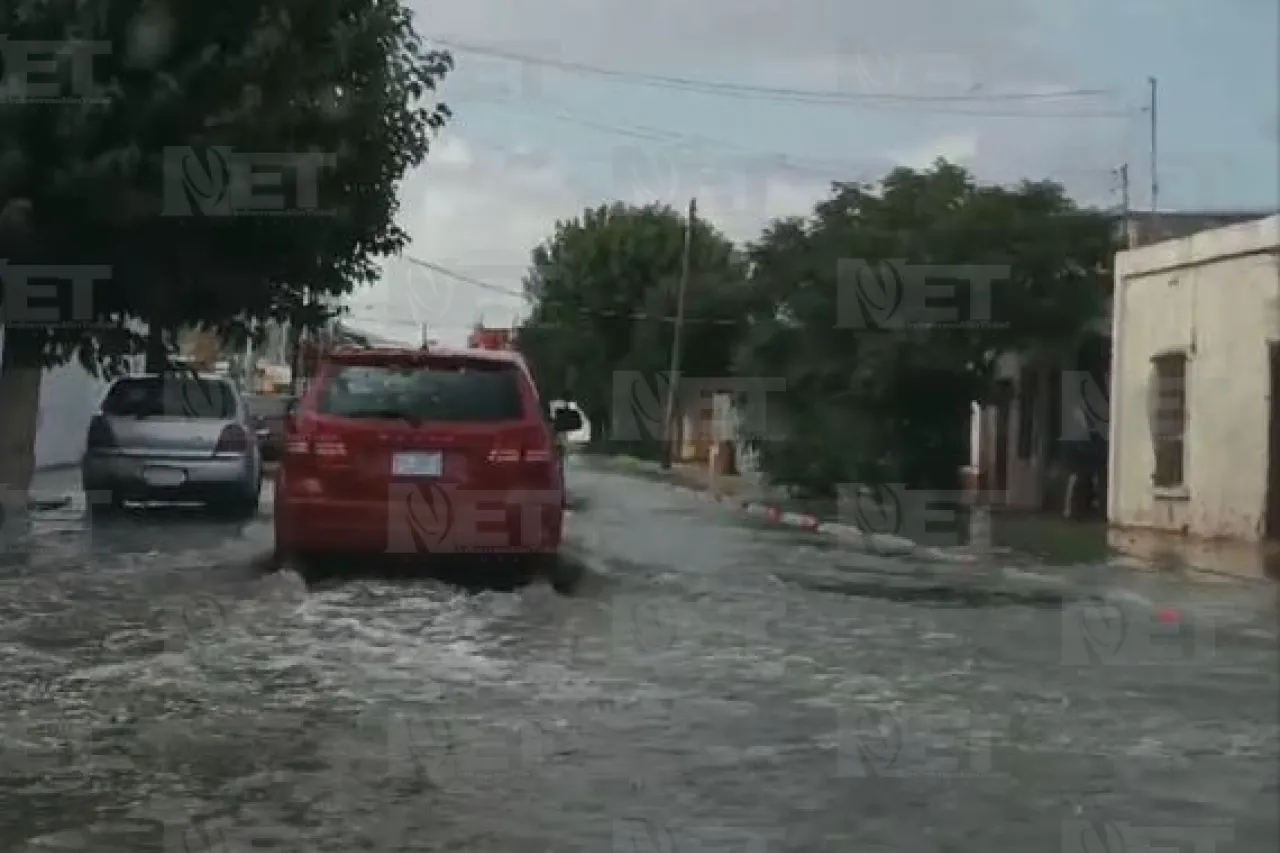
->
[668,480,977,562]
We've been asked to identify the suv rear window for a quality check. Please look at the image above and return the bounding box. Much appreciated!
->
[102,376,237,419]
[315,362,524,422]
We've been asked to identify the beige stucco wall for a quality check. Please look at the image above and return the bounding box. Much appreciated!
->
[1109,214,1280,540]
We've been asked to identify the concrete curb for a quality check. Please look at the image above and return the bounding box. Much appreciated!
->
[606,463,979,563]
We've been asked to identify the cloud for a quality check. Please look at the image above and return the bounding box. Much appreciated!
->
[359,0,1128,343]
[890,134,980,170]
[350,131,844,345]
[424,0,1070,89]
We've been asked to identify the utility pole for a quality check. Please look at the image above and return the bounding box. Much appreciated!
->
[1148,76,1159,213]
[659,197,696,470]
[1117,164,1135,248]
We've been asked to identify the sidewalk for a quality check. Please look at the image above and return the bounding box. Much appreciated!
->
[29,464,79,505]
[595,454,774,502]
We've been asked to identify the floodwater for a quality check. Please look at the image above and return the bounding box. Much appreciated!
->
[1,458,1276,851]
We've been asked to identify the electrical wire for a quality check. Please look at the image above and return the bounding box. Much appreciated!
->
[397,256,745,326]
[402,255,527,299]
[436,37,1128,113]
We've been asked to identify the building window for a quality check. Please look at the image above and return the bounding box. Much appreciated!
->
[1150,352,1187,488]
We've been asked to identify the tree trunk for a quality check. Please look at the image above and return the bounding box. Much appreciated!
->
[145,324,168,372]
[287,324,303,395]
[0,327,45,508]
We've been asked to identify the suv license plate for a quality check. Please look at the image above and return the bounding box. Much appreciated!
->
[392,452,442,478]
[143,467,186,487]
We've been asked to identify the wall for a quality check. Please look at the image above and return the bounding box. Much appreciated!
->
[972,352,1052,508]
[0,327,109,469]
[1109,214,1280,540]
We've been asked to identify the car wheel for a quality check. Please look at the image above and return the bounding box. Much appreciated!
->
[86,488,124,519]
[530,552,578,594]
[213,488,259,520]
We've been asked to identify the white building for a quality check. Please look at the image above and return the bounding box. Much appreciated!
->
[0,328,110,470]
[1108,214,1280,540]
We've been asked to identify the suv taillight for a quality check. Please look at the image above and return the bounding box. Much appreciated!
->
[215,424,249,454]
[284,434,347,460]
[487,428,553,464]
[86,416,115,450]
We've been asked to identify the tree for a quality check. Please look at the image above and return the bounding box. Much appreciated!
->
[737,160,1115,496]
[0,0,452,498]
[517,203,753,457]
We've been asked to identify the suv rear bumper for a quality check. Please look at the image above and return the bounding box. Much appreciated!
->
[276,491,565,554]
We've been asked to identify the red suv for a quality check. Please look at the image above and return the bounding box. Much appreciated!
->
[274,346,582,579]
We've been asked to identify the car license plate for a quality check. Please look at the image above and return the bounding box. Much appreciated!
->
[392,451,442,478]
[143,467,186,487]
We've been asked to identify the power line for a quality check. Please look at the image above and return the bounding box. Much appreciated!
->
[457,100,1126,188]
[402,255,526,299]
[437,37,1122,109]
[394,255,744,326]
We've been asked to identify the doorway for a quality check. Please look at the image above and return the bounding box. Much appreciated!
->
[993,379,1014,500]
[1266,343,1280,537]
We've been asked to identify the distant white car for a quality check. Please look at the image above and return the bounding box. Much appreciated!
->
[550,400,590,445]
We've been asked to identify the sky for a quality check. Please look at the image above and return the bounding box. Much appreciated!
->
[343,0,1280,346]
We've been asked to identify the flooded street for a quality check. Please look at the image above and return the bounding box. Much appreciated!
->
[1,457,1277,852]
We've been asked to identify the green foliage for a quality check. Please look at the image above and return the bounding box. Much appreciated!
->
[738,161,1117,494]
[517,202,751,458]
[0,0,452,369]
[518,166,1114,485]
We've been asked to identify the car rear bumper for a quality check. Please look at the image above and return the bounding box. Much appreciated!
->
[83,452,256,500]
[276,488,564,555]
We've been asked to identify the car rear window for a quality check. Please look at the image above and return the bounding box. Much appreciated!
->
[101,377,237,419]
[315,362,525,422]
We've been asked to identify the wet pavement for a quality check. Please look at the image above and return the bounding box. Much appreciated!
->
[1,457,1278,852]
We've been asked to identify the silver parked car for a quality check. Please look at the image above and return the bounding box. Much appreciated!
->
[81,373,264,517]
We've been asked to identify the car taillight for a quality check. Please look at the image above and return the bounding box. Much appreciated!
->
[283,434,347,460]
[215,424,249,453]
[86,416,115,450]
[487,430,552,464]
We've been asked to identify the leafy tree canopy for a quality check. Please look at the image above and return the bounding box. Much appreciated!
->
[737,160,1116,494]
[517,202,752,457]
[0,0,452,494]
